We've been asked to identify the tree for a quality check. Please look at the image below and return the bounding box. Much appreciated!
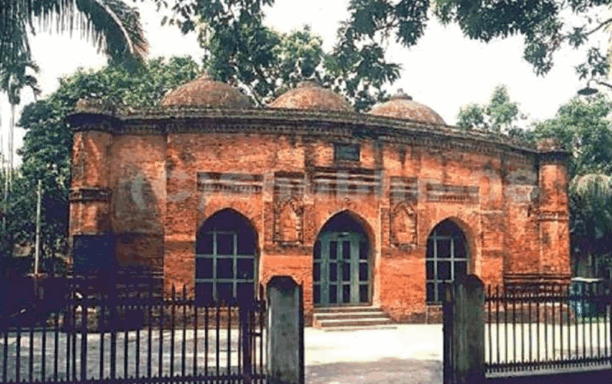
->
[456,84,527,135]
[533,93,612,277]
[156,0,399,110]
[0,53,41,186]
[0,0,149,72]
[569,174,612,277]
[199,23,328,106]
[533,93,612,178]
[336,0,612,81]
[9,57,202,266]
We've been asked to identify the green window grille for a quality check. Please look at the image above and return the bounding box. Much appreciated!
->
[196,211,257,303]
[425,220,468,304]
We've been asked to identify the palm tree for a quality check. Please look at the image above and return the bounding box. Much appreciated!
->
[0,53,40,237]
[0,54,41,185]
[0,0,149,207]
[0,0,148,69]
[0,1,148,170]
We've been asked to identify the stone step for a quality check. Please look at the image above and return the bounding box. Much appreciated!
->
[314,306,382,314]
[314,311,387,320]
[312,306,395,330]
[316,317,394,328]
[322,325,398,332]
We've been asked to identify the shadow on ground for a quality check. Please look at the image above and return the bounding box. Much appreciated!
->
[306,358,442,384]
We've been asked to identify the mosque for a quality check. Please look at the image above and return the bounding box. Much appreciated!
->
[67,76,570,323]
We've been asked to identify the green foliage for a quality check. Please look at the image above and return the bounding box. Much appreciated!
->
[569,174,612,277]
[326,0,612,82]
[342,0,430,47]
[326,27,400,111]
[434,0,612,78]
[456,103,486,130]
[0,53,41,106]
[456,85,527,134]
[0,51,41,183]
[8,57,202,265]
[155,0,398,110]
[533,94,612,179]
[200,23,326,105]
[533,94,612,277]
[154,0,612,97]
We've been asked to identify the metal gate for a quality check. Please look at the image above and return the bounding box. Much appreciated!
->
[443,277,612,384]
[0,280,271,384]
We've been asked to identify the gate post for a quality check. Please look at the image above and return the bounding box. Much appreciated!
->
[443,283,455,384]
[266,276,304,384]
[449,274,486,384]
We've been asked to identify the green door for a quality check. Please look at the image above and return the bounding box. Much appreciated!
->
[313,232,370,306]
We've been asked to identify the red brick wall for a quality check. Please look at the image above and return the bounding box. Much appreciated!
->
[70,115,571,322]
[71,131,112,189]
[537,155,571,278]
[110,134,166,276]
[69,130,112,239]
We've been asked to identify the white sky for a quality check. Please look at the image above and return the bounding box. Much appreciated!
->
[1,0,609,164]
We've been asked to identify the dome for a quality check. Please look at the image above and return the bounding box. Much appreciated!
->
[269,81,352,112]
[161,74,252,108]
[369,90,445,125]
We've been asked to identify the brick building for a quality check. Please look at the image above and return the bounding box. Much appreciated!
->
[68,77,570,322]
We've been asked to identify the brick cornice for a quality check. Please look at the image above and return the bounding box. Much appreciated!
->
[67,107,541,159]
[538,150,571,165]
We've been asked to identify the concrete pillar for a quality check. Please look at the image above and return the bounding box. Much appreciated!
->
[445,274,485,384]
[266,276,304,384]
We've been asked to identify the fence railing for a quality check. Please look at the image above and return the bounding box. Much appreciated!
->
[0,283,269,384]
[484,282,612,376]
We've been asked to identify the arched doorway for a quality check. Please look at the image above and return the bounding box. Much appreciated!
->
[196,210,257,303]
[313,212,371,306]
[426,219,469,303]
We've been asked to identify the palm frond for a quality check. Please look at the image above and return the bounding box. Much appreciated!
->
[0,0,148,70]
[0,1,32,68]
[0,52,40,104]
[570,173,612,203]
[570,173,612,235]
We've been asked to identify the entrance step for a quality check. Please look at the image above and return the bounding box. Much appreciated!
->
[313,306,396,331]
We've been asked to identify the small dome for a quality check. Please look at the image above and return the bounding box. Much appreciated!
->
[161,74,252,108]
[269,81,352,112]
[369,90,445,125]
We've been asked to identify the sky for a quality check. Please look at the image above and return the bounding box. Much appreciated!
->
[1,0,609,164]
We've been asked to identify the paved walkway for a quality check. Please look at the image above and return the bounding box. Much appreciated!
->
[305,325,443,384]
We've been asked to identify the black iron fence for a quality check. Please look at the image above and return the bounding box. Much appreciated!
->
[484,281,612,376]
[0,282,270,384]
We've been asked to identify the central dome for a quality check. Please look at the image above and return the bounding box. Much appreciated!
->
[269,81,352,112]
[161,74,252,108]
[369,90,445,125]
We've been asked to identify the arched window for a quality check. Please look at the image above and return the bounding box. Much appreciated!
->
[196,210,257,303]
[426,220,468,303]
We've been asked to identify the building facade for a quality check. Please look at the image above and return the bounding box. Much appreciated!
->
[68,78,570,322]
